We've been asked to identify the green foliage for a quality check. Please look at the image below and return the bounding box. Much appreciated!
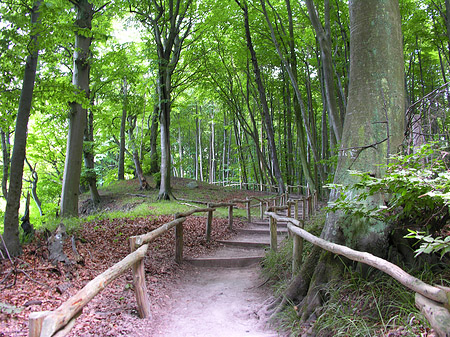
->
[326,143,450,257]
[404,230,450,258]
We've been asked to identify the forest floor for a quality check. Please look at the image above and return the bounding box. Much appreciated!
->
[0,178,279,336]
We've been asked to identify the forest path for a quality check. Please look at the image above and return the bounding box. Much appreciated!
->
[141,217,287,337]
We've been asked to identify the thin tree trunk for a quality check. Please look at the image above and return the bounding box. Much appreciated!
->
[2,0,41,256]
[262,0,322,188]
[195,112,199,180]
[237,0,285,194]
[128,115,150,190]
[83,104,101,205]
[198,113,204,182]
[149,104,159,174]
[60,0,93,218]
[305,0,342,142]
[1,127,10,200]
[118,77,127,180]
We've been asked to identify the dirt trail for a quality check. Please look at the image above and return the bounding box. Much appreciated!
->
[136,216,284,337]
[145,265,279,337]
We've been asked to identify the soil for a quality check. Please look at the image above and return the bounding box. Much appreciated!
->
[142,265,279,337]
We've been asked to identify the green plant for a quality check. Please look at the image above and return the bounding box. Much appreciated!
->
[404,230,450,258]
[326,143,450,257]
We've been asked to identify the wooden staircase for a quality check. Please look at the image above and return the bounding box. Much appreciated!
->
[184,216,290,268]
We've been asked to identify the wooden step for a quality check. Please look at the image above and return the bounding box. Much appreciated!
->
[237,228,288,235]
[184,256,263,268]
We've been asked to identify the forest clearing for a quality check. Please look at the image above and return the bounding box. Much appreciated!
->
[2,0,450,336]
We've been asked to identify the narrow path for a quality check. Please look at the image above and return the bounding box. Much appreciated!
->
[145,217,286,337]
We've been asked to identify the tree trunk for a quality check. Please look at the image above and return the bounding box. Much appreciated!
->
[83,105,101,205]
[128,115,150,190]
[305,0,342,143]
[446,0,450,60]
[2,0,41,256]
[158,68,172,200]
[60,0,93,218]
[268,0,405,322]
[147,104,159,175]
[1,127,10,200]
[237,0,285,194]
[118,77,127,180]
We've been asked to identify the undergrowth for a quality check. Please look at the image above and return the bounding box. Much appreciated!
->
[261,209,446,336]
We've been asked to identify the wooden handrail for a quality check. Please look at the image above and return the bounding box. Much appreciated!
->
[266,211,449,305]
[29,244,149,337]
[131,217,187,247]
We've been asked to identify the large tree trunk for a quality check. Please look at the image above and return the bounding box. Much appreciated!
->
[2,0,41,256]
[60,0,93,218]
[267,0,405,322]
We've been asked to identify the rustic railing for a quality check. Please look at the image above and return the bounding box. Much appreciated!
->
[265,202,450,337]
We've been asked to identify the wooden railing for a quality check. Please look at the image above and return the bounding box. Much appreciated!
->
[28,198,261,337]
[265,203,450,337]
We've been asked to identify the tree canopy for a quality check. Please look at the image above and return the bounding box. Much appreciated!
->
[1,0,449,256]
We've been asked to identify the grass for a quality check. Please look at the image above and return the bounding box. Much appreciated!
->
[2,177,269,241]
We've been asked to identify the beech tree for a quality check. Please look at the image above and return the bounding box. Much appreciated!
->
[2,0,41,256]
[265,0,405,319]
[60,0,95,218]
[130,0,194,200]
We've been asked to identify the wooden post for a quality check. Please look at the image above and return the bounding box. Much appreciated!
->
[287,201,292,218]
[308,195,313,218]
[228,205,233,230]
[206,203,213,242]
[314,190,318,212]
[129,237,151,319]
[174,214,183,264]
[294,200,299,220]
[246,199,251,223]
[292,220,304,274]
[260,201,264,219]
[29,311,50,337]
[269,215,277,252]
[302,197,306,221]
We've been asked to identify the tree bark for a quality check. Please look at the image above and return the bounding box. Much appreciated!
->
[118,77,127,180]
[1,127,10,200]
[83,105,101,205]
[128,115,150,190]
[149,104,159,174]
[60,0,93,218]
[2,0,41,256]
